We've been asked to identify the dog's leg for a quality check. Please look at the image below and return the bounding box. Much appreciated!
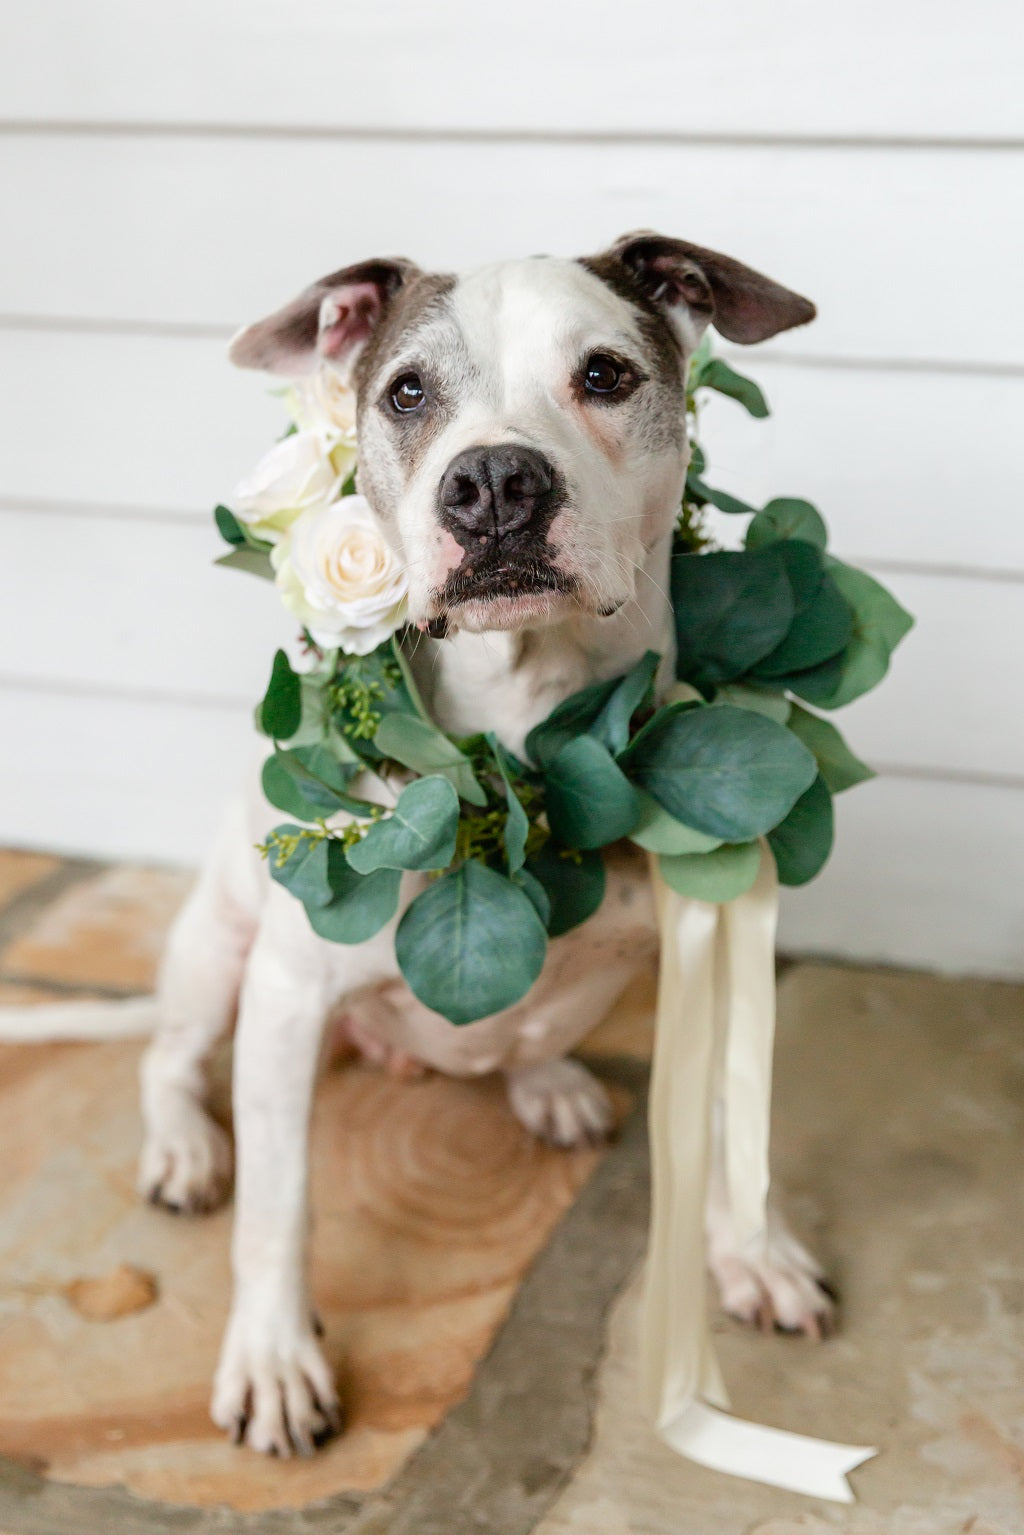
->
[211,895,340,1456]
[139,806,257,1213]
[705,1103,836,1338]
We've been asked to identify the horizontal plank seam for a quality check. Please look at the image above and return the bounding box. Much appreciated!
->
[0,672,1019,791]
[2,120,1023,152]
[2,314,1021,380]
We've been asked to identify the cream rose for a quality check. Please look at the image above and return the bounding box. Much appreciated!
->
[272,495,408,654]
[283,366,359,485]
[231,429,341,543]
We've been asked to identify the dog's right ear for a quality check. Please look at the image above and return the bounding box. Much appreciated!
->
[228,258,420,376]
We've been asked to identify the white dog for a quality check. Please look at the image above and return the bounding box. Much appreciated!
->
[136,233,832,1457]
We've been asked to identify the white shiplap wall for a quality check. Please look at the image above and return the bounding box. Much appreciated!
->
[2,1,1022,977]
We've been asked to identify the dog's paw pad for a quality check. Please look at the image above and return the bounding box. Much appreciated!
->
[506,1059,613,1148]
[138,1106,233,1215]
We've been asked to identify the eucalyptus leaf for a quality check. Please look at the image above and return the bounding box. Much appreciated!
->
[346,775,459,873]
[390,636,430,720]
[786,704,875,793]
[544,735,640,850]
[374,712,487,806]
[780,562,914,710]
[693,357,769,418]
[751,567,854,678]
[488,735,530,873]
[262,745,363,822]
[396,862,547,1025]
[658,840,762,901]
[768,774,835,886]
[590,650,661,754]
[514,869,552,927]
[686,470,757,515]
[215,546,274,580]
[628,791,722,854]
[525,676,621,768]
[257,649,303,740]
[214,504,247,546]
[671,546,795,691]
[525,844,606,937]
[266,827,333,908]
[745,498,828,551]
[714,683,791,724]
[306,848,402,944]
[619,703,817,841]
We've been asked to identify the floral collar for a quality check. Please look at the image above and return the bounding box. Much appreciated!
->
[213,348,911,1026]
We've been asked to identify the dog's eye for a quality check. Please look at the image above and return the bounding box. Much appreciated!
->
[583,353,625,396]
[389,373,425,412]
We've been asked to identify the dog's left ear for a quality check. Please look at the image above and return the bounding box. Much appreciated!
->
[228,257,421,376]
[603,231,816,346]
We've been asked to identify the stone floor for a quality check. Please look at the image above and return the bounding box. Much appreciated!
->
[0,849,1021,1534]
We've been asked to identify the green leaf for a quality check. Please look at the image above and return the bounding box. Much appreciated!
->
[525,677,622,768]
[488,736,530,874]
[214,546,274,580]
[768,774,835,886]
[525,844,606,937]
[306,847,402,943]
[745,498,828,551]
[374,713,487,806]
[589,650,661,754]
[658,840,762,902]
[713,683,791,724]
[346,775,459,873]
[786,704,875,793]
[390,636,430,720]
[619,703,817,842]
[628,791,722,854]
[671,546,795,691]
[257,649,303,740]
[514,869,552,927]
[214,504,247,545]
[693,357,769,418]
[261,745,363,822]
[544,736,640,850]
[751,562,854,678]
[266,827,333,908]
[781,562,914,710]
[686,470,757,516]
[395,862,547,1025]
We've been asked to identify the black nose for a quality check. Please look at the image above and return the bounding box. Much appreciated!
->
[438,444,555,544]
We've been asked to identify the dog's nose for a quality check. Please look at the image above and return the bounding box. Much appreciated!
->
[438,444,554,540]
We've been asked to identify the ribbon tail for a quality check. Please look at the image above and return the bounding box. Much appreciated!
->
[659,1402,876,1503]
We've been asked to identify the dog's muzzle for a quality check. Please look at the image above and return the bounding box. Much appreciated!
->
[438,444,561,550]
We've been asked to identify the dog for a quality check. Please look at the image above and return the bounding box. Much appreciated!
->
[137,232,832,1457]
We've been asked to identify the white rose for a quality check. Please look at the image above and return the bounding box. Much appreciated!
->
[272,495,408,654]
[231,430,341,543]
[282,366,359,484]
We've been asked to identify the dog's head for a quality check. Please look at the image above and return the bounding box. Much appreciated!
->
[230,234,814,633]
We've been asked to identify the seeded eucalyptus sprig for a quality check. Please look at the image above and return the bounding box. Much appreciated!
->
[217,349,913,1026]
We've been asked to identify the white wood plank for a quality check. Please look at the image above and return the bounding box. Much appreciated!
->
[779,774,1024,980]
[0,508,293,700]
[2,508,1021,778]
[0,686,260,863]
[1,134,1020,367]
[3,1,1021,139]
[2,329,1021,572]
[699,360,1024,572]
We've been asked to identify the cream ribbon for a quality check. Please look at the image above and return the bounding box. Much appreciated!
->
[641,846,876,1502]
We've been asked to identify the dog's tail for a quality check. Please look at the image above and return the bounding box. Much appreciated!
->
[0,996,159,1043]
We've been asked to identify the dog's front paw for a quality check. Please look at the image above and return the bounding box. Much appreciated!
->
[506,1058,613,1148]
[710,1221,837,1339]
[138,1096,233,1214]
[211,1311,342,1456]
